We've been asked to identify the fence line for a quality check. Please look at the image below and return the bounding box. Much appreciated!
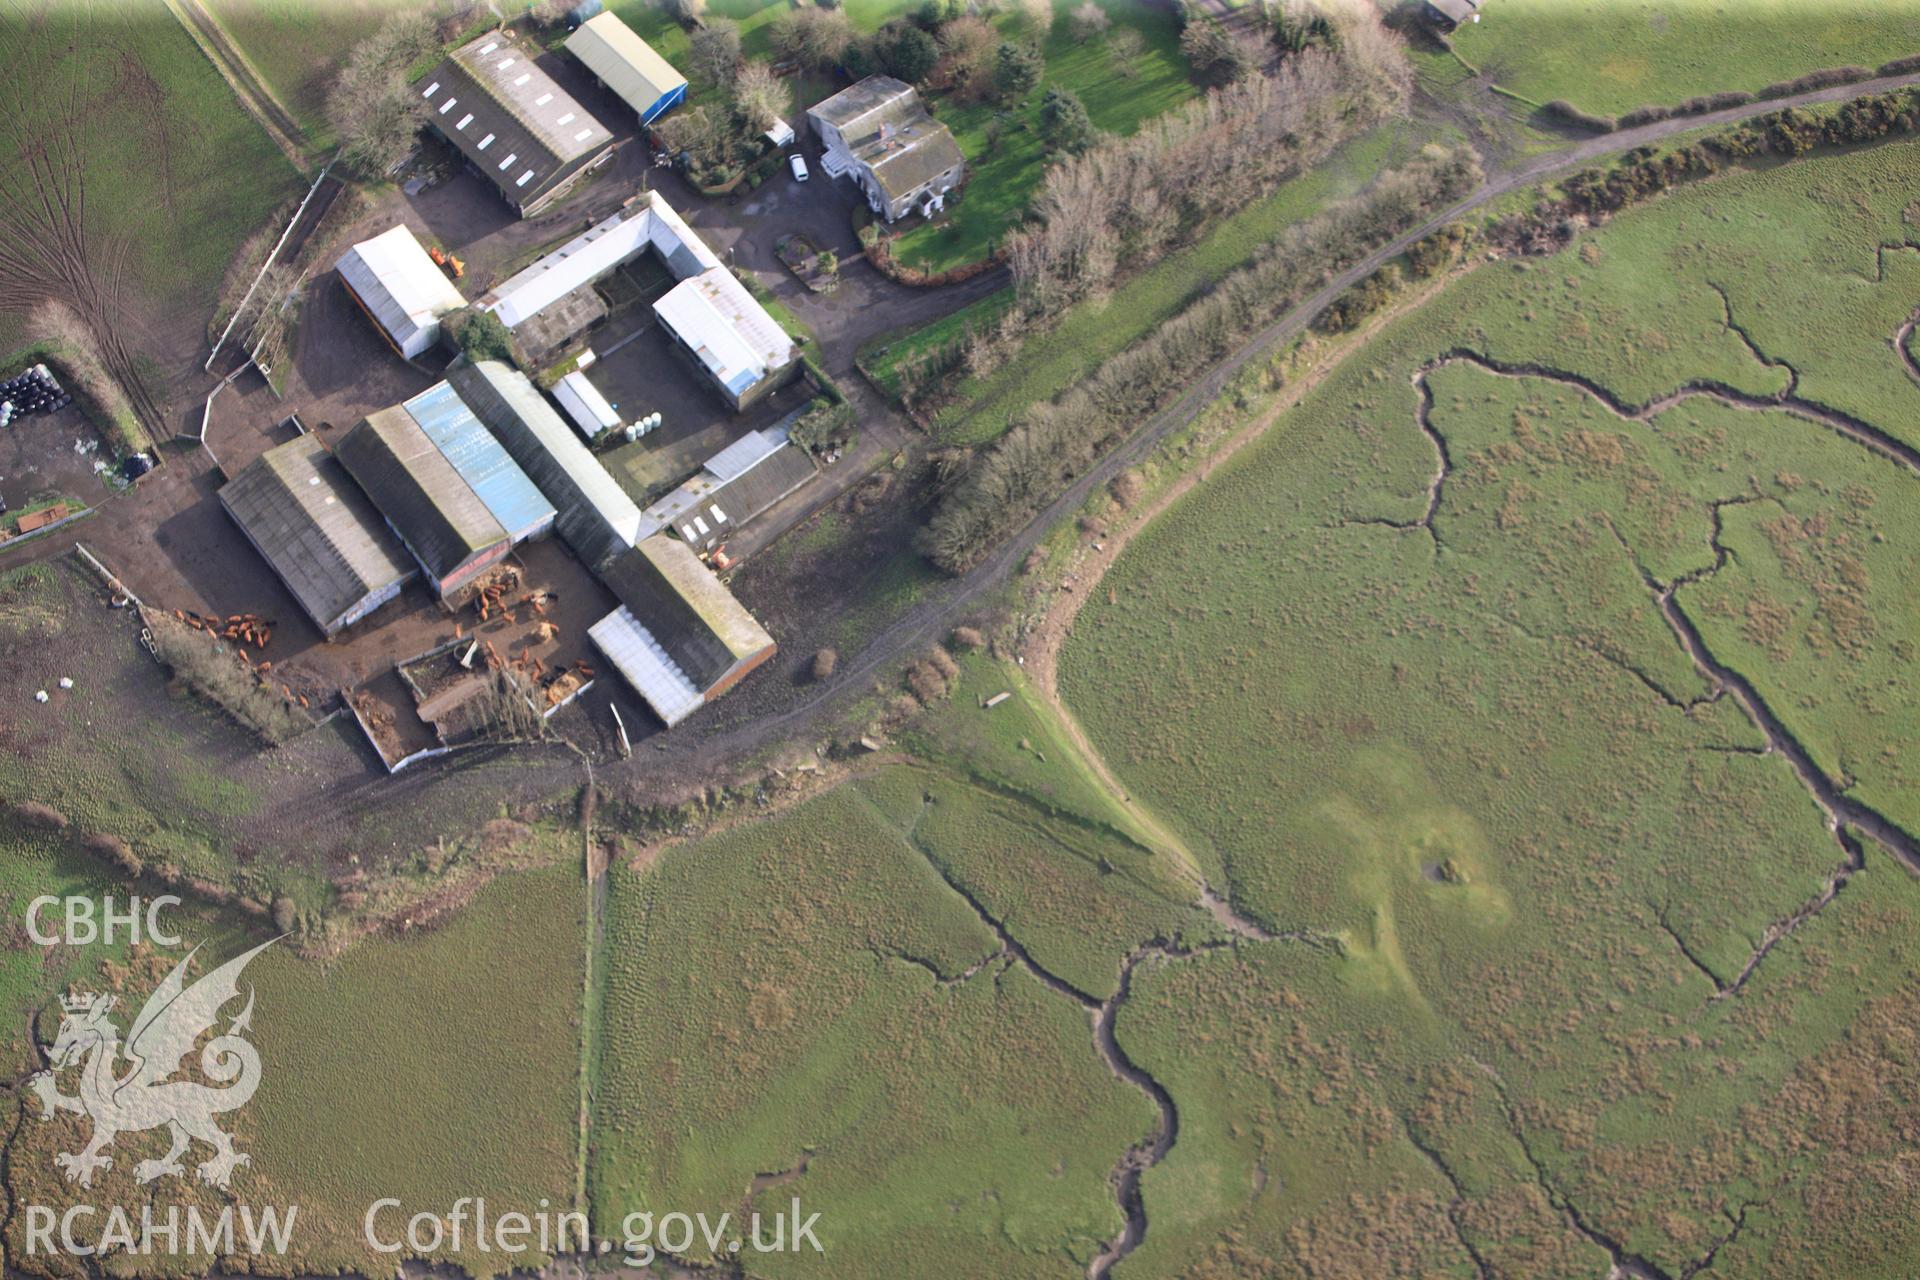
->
[205,161,334,371]
[72,542,143,609]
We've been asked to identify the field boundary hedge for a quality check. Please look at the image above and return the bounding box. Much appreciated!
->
[1539,54,1919,134]
[918,146,1482,573]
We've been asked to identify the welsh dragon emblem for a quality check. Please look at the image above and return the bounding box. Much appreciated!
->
[29,939,277,1190]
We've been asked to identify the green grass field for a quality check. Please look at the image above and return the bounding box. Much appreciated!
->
[0,821,137,1073]
[1464,142,1920,451]
[1449,0,1920,116]
[242,863,584,1276]
[1,858,583,1278]
[591,778,1162,1278]
[202,0,421,137]
[0,3,301,364]
[1052,137,1920,1275]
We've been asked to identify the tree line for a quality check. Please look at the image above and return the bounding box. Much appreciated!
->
[1002,7,1412,321]
[918,145,1483,574]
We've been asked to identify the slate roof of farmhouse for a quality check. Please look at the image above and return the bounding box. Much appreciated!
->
[808,75,963,202]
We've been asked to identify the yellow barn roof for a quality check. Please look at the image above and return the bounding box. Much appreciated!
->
[566,13,686,116]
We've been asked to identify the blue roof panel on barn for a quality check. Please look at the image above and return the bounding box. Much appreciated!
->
[403,381,555,544]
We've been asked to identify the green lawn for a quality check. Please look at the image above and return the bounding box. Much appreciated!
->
[1056,137,1920,1276]
[856,287,1015,400]
[875,125,1436,443]
[891,0,1198,273]
[1449,0,1920,116]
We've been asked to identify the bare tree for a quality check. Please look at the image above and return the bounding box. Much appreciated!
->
[732,59,787,132]
[1015,0,1052,38]
[1107,26,1144,77]
[1069,2,1110,41]
[770,7,855,70]
[474,669,548,741]
[327,12,437,179]
[937,15,999,95]
[239,265,302,372]
[690,17,742,85]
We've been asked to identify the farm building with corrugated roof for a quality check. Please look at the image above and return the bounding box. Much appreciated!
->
[446,360,652,570]
[565,12,687,126]
[643,424,817,553]
[400,382,556,543]
[335,226,466,359]
[334,406,519,598]
[218,434,416,637]
[588,535,775,727]
[421,31,615,217]
[653,267,797,409]
[478,193,795,409]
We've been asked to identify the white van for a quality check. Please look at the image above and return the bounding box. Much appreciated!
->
[790,154,810,182]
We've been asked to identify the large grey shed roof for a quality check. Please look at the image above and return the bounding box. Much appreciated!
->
[446,360,653,569]
[600,536,772,691]
[422,31,613,210]
[335,406,509,584]
[218,435,414,632]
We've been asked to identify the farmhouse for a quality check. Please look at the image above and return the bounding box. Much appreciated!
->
[446,359,652,570]
[334,226,465,359]
[642,425,817,553]
[479,192,796,409]
[1424,0,1482,29]
[218,434,416,638]
[565,12,687,127]
[806,76,965,223]
[335,402,528,599]
[589,535,775,727]
[421,31,615,217]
